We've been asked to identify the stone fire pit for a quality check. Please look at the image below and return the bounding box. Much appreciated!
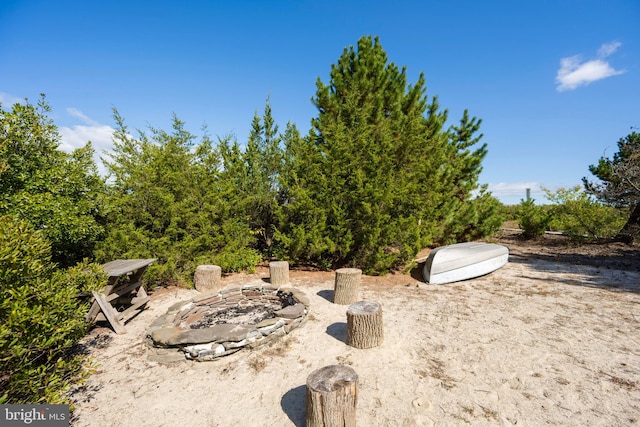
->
[147,285,309,361]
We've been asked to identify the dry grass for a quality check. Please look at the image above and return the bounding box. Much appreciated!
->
[600,371,638,391]
[247,335,299,372]
[425,357,457,390]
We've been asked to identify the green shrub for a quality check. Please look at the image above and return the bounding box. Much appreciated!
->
[97,113,261,287]
[0,216,106,404]
[517,199,552,239]
[0,97,107,268]
[545,186,627,240]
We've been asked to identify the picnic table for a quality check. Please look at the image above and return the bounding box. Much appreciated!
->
[86,258,157,334]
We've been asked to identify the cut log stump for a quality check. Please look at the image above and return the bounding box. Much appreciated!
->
[333,268,361,305]
[347,301,383,349]
[269,261,290,286]
[306,365,358,427]
[194,265,222,293]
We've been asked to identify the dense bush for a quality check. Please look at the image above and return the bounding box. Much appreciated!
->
[96,112,261,286]
[545,186,627,240]
[444,186,505,243]
[0,216,106,404]
[0,96,107,268]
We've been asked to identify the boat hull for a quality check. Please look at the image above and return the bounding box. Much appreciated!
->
[422,242,509,284]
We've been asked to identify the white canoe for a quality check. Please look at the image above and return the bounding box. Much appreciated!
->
[422,242,509,284]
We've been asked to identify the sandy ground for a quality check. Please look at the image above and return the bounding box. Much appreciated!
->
[70,238,640,426]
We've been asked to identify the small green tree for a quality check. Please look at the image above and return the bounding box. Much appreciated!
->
[545,186,627,240]
[0,96,106,267]
[583,130,640,243]
[0,215,106,404]
[234,98,284,256]
[517,198,552,239]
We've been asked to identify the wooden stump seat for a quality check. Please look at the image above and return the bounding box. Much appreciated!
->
[194,265,222,293]
[333,268,361,305]
[306,364,358,427]
[269,261,290,286]
[347,300,384,349]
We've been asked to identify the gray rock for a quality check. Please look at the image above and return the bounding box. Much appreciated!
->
[221,331,262,349]
[193,347,241,361]
[150,327,184,346]
[257,318,286,335]
[166,300,193,315]
[147,314,175,336]
[166,324,257,345]
[254,317,280,328]
[281,288,311,307]
[285,316,305,333]
[183,343,216,357]
[274,303,305,319]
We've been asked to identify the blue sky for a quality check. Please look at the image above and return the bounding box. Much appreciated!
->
[1,0,638,204]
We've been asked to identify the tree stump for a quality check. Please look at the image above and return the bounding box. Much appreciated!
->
[269,261,290,286]
[333,268,361,305]
[347,301,383,349]
[306,365,358,427]
[194,265,222,293]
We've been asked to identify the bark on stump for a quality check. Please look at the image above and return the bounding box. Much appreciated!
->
[194,265,222,293]
[306,365,358,427]
[269,261,290,286]
[333,268,361,305]
[347,301,383,349]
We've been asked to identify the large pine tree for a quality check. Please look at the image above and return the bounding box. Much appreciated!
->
[278,36,498,273]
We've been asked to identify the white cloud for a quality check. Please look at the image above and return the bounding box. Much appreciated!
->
[58,124,114,153]
[58,109,115,175]
[597,41,621,58]
[556,42,625,92]
[487,182,542,198]
[0,92,24,107]
[66,107,101,127]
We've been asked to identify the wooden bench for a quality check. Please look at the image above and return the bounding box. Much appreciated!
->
[86,259,157,334]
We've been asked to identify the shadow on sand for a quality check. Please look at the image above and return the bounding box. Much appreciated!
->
[326,322,348,343]
[281,384,306,427]
[316,289,334,302]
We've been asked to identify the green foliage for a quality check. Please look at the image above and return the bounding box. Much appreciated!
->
[544,186,627,240]
[444,186,505,243]
[517,198,552,239]
[500,203,521,221]
[222,98,284,257]
[98,111,260,286]
[0,215,106,404]
[0,96,106,267]
[584,130,640,206]
[277,36,498,273]
[583,130,640,243]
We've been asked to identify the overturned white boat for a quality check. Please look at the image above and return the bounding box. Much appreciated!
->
[422,242,509,284]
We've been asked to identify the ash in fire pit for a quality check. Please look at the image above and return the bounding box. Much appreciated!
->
[189,290,296,328]
[147,285,309,361]
[190,305,274,328]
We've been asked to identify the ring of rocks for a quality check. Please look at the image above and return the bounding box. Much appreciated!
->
[146,285,309,361]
